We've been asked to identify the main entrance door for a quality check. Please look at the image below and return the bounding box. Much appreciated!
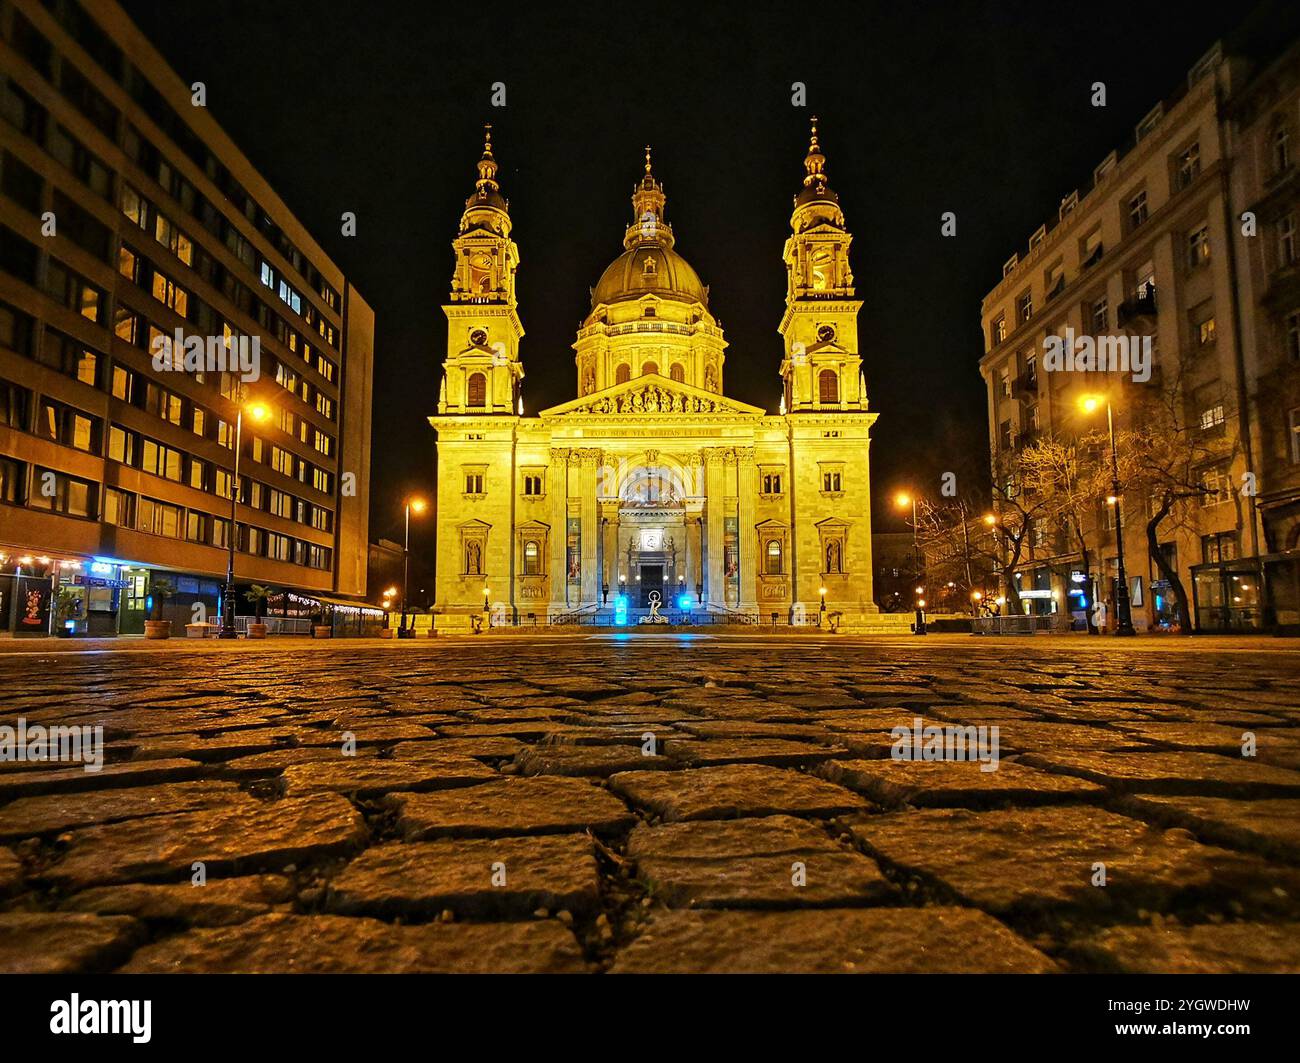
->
[639,564,663,607]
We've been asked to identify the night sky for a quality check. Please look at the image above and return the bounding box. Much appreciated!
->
[120,0,1259,569]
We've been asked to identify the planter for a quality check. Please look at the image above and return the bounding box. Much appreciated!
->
[247,622,268,640]
[312,625,333,639]
[379,628,393,639]
[185,623,211,639]
[144,619,172,640]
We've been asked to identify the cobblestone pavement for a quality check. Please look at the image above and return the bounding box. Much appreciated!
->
[1,634,1299,973]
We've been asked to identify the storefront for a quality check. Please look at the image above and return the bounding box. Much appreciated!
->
[1192,559,1264,632]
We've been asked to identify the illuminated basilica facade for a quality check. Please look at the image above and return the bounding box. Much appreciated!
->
[430,122,897,629]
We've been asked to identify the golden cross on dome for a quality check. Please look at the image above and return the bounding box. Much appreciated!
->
[645,144,652,174]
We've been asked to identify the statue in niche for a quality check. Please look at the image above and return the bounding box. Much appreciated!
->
[582,365,595,394]
[465,541,482,575]
[826,540,841,574]
[646,389,660,413]
[704,364,716,392]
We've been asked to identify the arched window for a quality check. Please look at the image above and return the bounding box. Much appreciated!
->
[642,361,659,377]
[523,540,540,576]
[466,372,486,407]
[765,539,783,575]
[615,363,630,384]
[670,363,684,383]
[818,369,839,404]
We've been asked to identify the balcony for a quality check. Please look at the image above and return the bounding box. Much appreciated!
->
[1118,286,1158,326]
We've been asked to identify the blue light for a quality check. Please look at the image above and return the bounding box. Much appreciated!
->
[64,620,75,631]
[614,594,628,627]
[677,594,692,610]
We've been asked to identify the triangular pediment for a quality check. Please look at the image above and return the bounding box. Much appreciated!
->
[540,374,766,418]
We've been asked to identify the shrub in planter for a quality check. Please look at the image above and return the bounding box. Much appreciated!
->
[144,576,175,640]
[245,584,271,639]
[54,587,80,637]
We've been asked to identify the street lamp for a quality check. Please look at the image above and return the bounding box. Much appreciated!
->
[482,583,490,627]
[1079,394,1136,636]
[219,399,272,638]
[399,497,428,638]
[819,585,827,624]
[895,491,926,635]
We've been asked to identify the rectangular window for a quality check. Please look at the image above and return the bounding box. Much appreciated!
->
[1291,408,1300,464]
[1128,190,1149,230]
[992,315,1006,345]
[522,473,544,496]
[28,467,93,516]
[465,472,485,495]
[1289,311,1300,362]
[1198,317,1217,347]
[761,471,783,495]
[1279,214,1297,268]
[1177,143,1201,189]
[820,469,843,493]
[1199,404,1225,431]
[1092,298,1109,332]
[1016,290,1033,323]
[1188,224,1211,268]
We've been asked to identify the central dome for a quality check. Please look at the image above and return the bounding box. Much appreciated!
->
[591,244,708,308]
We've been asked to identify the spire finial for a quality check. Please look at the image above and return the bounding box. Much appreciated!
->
[803,115,827,187]
[473,123,500,198]
[645,144,652,175]
[483,123,493,155]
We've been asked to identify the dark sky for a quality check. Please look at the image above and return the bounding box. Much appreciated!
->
[120,0,1260,563]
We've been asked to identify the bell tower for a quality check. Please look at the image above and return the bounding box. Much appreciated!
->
[778,118,865,414]
[440,125,524,415]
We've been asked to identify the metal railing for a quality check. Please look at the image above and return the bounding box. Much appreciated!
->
[972,614,1067,636]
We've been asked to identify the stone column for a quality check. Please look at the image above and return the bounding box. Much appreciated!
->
[549,448,568,612]
[705,449,725,606]
[580,449,599,606]
[737,447,757,609]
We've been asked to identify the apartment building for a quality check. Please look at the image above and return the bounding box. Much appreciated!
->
[979,43,1259,632]
[0,0,373,635]
[1226,36,1300,631]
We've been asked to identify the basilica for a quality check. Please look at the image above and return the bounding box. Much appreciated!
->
[429,120,899,630]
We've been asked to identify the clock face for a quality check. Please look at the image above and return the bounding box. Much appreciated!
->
[469,329,488,347]
[817,325,836,343]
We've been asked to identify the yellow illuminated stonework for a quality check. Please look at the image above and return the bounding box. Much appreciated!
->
[430,121,897,630]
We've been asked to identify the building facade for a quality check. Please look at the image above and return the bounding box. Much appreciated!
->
[431,123,899,630]
[0,0,373,635]
[978,30,1300,633]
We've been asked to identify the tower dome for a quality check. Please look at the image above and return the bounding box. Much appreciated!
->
[590,147,709,309]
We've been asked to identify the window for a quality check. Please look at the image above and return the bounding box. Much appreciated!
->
[1177,143,1201,189]
[464,471,485,495]
[992,315,1006,345]
[818,369,839,403]
[103,487,133,527]
[761,471,783,495]
[1188,224,1210,268]
[522,473,544,496]
[0,456,22,504]
[1291,408,1300,464]
[641,361,659,377]
[140,438,183,481]
[466,372,486,407]
[523,540,540,576]
[615,363,630,384]
[137,497,181,537]
[1287,311,1300,361]
[1279,214,1296,268]
[1201,532,1238,564]
[1128,190,1149,230]
[1092,297,1109,332]
[670,363,684,382]
[765,539,783,575]
[0,380,30,428]
[999,419,1013,451]
[1274,119,1291,174]
[999,366,1012,398]
[186,511,207,543]
[1199,465,1231,507]
[1198,317,1216,347]
[1016,290,1033,323]
[821,469,842,493]
[1199,403,1225,431]
[28,468,92,516]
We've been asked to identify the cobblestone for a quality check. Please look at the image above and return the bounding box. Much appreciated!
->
[0,634,1297,972]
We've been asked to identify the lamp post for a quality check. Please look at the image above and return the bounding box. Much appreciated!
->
[895,491,926,635]
[219,399,271,638]
[1079,395,1136,636]
[482,583,490,627]
[399,497,427,638]
[819,585,827,625]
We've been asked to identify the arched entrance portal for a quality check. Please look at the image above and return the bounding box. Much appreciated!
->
[613,462,696,610]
